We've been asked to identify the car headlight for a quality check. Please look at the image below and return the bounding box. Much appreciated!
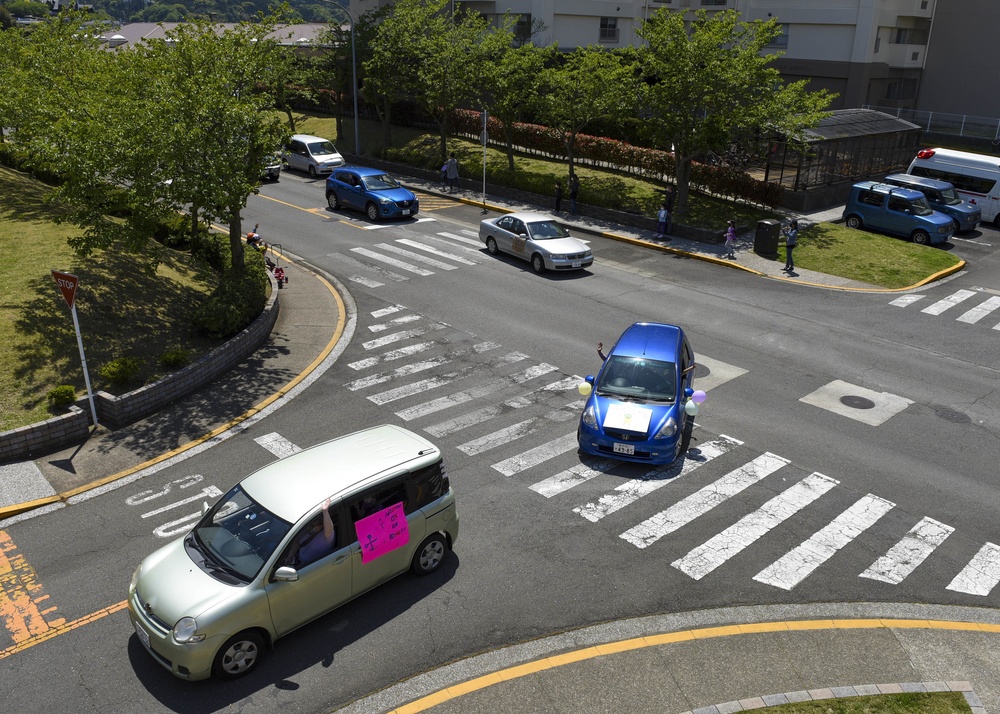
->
[129,564,141,593]
[379,197,392,205]
[173,617,206,644]
[584,251,592,258]
[655,417,678,439]
[582,404,597,428]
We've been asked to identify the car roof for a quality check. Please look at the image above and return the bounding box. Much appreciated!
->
[290,134,332,143]
[239,425,440,523]
[884,173,952,190]
[335,166,385,176]
[610,322,683,360]
[854,181,924,199]
[500,211,558,223]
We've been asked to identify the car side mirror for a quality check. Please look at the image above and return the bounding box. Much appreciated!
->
[518,233,529,240]
[685,387,694,398]
[272,566,299,582]
[202,501,210,514]
[585,375,595,385]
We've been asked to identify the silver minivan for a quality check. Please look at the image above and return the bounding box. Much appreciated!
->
[284,134,345,177]
[128,425,458,680]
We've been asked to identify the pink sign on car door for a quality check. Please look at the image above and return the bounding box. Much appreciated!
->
[355,502,409,563]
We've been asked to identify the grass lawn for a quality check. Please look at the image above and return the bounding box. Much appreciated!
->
[0,167,222,432]
[757,691,970,714]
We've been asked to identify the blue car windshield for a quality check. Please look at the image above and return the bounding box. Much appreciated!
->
[596,355,677,402]
[526,220,571,240]
[362,174,401,191]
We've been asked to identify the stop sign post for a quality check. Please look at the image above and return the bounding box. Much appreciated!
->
[51,270,98,427]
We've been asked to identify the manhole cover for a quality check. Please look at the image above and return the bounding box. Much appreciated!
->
[694,364,711,379]
[934,406,971,424]
[840,395,876,410]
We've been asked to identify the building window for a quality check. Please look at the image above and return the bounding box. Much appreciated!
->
[766,23,788,48]
[514,13,531,44]
[920,1,928,9]
[874,36,880,53]
[891,28,928,45]
[911,51,919,61]
[701,0,728,5]
[885,79,918,101]
[599,17,619,43]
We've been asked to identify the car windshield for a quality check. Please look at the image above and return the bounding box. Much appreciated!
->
[362,174,401,191]
[308,141,338,156]
[526,220,571,240]
[190,485,292,583]
[910,196,934,215]
[939,187,962,205]
[596,355,677,402]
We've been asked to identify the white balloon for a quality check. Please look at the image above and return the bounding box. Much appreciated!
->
[684,401,698,416]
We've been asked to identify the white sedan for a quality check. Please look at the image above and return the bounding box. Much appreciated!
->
[479,212,593,273]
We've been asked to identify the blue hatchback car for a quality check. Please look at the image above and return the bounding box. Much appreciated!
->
[325,167,419,222]
[578,322,697,465]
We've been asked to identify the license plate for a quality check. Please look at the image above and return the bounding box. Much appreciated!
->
[571,261,581,268]
[613,442,635,455]
[134,621,151,649]
[402,209,411,215]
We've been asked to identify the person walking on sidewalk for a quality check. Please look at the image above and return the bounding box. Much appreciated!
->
[445,153,459,193]
[569,172,580,215]
[655,203,670,240]
[554,180,563,212]
[724,219,737,259]
[782,220,799,271]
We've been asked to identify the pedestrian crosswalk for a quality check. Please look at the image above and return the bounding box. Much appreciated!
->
[890,286,1000,330]
[330,303,1000,599]
[339,229,486,288]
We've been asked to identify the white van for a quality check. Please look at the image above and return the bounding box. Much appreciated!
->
[285,134,345,177]
[907,148,1000,226]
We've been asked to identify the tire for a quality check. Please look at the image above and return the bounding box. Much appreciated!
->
[308,165,318,178]
[953,219,961,234]
[845,215,862,229]
[531,253,545,274]
[411,533,447,576]
[212,630,264,680]
[327,192,340,210]
[912,230,930,245]
[366,203,380,222]
[486,237,499,255]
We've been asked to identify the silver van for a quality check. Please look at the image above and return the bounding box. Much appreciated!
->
[284,134,345,177]
[882,173,980,233]
[128,425,458,680]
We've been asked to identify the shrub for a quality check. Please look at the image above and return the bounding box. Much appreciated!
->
[192,250,269,338]
[159,348,191,369]
[47,385,77,408]
[99,357,144,386]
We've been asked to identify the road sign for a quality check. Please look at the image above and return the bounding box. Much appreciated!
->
[51,270,79,309]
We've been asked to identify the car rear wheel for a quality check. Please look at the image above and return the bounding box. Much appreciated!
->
[845,215,862,229]
[486,237,499,255]
[366,203,380,222]
[411,533,447,576]
[912,230,930,245]
[327,192,340,210]
[531,253,546,274]
[212,630,264,680]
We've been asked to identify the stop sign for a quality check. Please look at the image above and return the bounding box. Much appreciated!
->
[52,270,79,308]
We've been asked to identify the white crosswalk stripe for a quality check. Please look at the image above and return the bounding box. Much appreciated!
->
[417,234,484,255]
[362,323,448,350]
[372,305,407,318]
[437,230,483,247]
[349,341,436,370]
[860,516,955,585]
[396,238,478,264]
[351,247,434,275]
[254,433,301,458]
[889,294,924,307]
[752,493,895,590]
[349,275,384,288]
[335,252,409,282]
[368,351,529,406]
[573,436,742,523]
[920,289,976,315]
[530,458,620,498]
[456,402,582,456]
[672,472,838,581]
[344,342,499,391]
[957,295,1000,324]
[620,452,789,549]
[374,242,460,270]
[368,314,423,332]
[946,542,1000,596]
[491,432,580,477]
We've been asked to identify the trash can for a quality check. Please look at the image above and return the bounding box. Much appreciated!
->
[754,219,781,257]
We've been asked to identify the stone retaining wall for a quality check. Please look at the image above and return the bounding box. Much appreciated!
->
[0,271,280,462]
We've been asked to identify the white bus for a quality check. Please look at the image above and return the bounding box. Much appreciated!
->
[907,148,1000,226]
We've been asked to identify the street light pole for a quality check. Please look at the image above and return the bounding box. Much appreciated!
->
[319,0,360,156]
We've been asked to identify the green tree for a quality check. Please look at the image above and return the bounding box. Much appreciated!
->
[535,46,637,179]
[637,9,834,217]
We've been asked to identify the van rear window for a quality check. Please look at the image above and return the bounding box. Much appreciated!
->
[407,461,449,510]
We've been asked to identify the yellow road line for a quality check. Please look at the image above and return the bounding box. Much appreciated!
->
[389,618,1000,714]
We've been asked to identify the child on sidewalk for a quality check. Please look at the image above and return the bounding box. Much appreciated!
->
[655,203,670,240]
[724,219,736,259]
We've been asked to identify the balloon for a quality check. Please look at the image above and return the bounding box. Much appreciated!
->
[692,389,707,404]
[578,382,592,396]
[684,401,698,416]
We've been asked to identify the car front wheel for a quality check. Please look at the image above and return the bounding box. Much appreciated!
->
[327,192,340,210]
[486,237,499,255]
[366,203,380,222]
[411,533,448,576]
[308,165,318,178]
[212,630,264,680]
[531,253,546,274]
[845,215,862,229]
[912,230,930,245]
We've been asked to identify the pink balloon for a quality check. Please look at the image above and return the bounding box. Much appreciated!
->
[692,389,707,404]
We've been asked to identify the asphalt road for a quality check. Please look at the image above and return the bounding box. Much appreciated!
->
[1,169,999,713]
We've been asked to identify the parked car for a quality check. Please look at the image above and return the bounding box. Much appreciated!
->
[881,173,980,233]
[325,166,419,221]
[284,134,345,177]
[478,211,593,273]
[261,154,282,182]
[578,322,696,466]
[128,425,458,681]
[842,181,954,246]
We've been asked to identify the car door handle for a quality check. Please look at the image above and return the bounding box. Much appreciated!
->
[332,554,349,565]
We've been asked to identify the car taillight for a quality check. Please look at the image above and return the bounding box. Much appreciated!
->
[916,148,936,159]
